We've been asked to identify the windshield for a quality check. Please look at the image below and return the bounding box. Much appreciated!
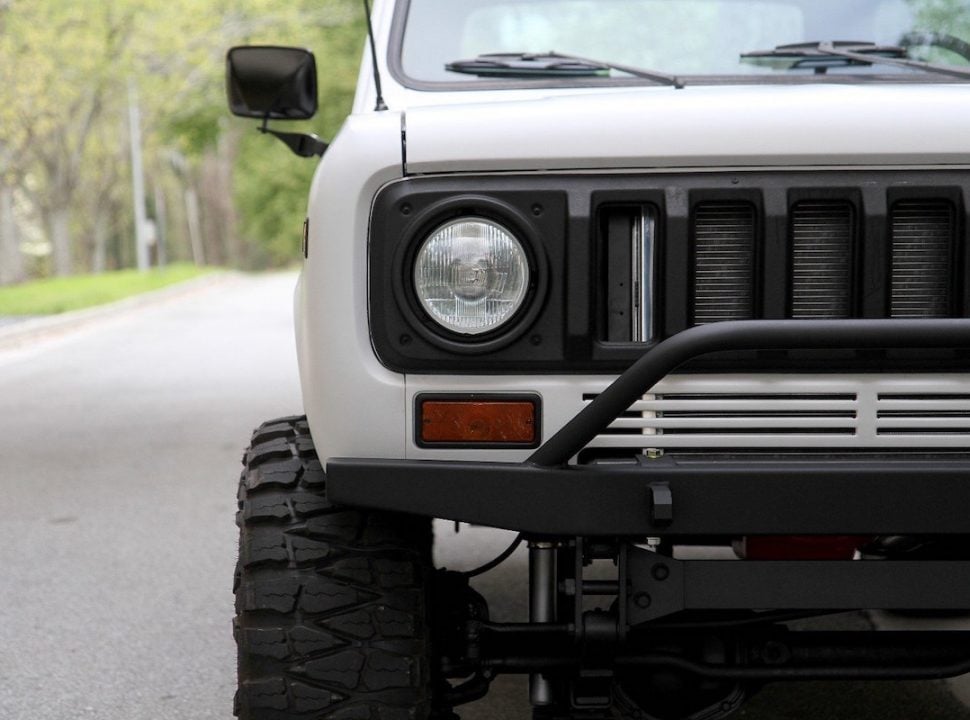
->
[397,0,970,84]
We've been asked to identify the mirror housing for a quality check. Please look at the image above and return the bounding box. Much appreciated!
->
[226,46,318,120]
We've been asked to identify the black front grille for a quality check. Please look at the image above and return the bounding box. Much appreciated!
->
[601,185,963,347]
[371,170,969,374]
[688,195,960,324]
[890,200,955,318]
[790,200,854,319]
[692,202,756,324]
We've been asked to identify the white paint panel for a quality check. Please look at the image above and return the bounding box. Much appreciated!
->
[404,85,970,172]
[404,373,970,460]
[298,113,407,461]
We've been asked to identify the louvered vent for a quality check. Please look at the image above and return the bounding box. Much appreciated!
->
[579,377,970,451]
[877,393,970,436]
[791,201,853,318]
[890,200,955,318]
[693,202,756,324]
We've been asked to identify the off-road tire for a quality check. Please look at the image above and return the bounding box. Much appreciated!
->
[234,416,434,720]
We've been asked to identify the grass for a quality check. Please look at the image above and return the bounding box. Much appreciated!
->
[0,264,215,316]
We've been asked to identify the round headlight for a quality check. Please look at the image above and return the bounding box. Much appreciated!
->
[413,217,530,336]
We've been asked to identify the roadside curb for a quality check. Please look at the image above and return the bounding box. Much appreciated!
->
[0,271,240,350]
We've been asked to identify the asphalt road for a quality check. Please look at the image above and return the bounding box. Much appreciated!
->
[0,273,301,720]
[2,271,969,720]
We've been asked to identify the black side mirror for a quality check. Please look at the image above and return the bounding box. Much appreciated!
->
[226,46,327,157]
[226,46,318,120]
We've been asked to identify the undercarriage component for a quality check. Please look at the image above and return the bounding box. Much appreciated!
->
[530,540,559,706]
[468,623,970,681]
[431,538,970,720]
[325,319,970,718]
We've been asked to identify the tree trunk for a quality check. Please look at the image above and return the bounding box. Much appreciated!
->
[184,185,204,266]
[216,127,241,266]
[153,181,168,267]
[49,204,72,277]
[92,206,108,274]
[0,184,24,285]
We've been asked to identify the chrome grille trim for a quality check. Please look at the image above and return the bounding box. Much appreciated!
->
[890,200,954,318]
[790,201,853,318]
[632,207,656,342]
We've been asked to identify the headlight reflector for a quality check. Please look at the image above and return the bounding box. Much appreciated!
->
[413,218,530,336]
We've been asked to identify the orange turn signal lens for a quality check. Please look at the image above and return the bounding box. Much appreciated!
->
[419,398,538,446]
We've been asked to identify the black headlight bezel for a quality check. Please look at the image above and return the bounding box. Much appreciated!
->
[369,178,568,372]
[393,196,548,352]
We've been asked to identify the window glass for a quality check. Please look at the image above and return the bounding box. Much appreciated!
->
[399,0,970,83]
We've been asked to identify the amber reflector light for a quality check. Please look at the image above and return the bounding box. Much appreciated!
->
[420,400,536,444]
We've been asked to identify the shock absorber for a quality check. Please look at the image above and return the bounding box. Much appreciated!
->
[529,540,559,706]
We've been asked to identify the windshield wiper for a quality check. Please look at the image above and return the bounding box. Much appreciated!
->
[742,41,970,80]
[446,52,685,88]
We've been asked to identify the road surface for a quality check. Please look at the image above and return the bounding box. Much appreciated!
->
[1,271,968,719]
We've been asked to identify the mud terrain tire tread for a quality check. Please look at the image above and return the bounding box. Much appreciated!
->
[234,416,433,720]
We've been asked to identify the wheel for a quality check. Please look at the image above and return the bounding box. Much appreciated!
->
[234,416,434,719]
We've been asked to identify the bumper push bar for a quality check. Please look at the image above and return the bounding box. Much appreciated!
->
[327,319,970,536]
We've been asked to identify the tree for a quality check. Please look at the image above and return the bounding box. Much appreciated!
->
[0,0,365,282]
[1,2,137,276]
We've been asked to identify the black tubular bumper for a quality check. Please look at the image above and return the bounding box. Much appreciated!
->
[327,319,970,536]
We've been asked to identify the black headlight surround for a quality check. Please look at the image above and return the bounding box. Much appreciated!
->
[369,177,569,372]
[371,169,970,376]
[393,195,548,353]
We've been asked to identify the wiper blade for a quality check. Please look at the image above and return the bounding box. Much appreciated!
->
[742,41,970,80]
[446,52,608,77]
[816,41,970,81]
[743,40,907,61]
[446,52,684,88]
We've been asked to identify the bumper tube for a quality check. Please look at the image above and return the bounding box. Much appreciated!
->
[529,318,970,467]
[327,319,970,535]
[326,455,970,535]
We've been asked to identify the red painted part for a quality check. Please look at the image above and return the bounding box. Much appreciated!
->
[741,535,874,560]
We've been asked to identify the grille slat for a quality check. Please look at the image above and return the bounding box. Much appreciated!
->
[608,416,855,430]
[877,393,970,435]
[791,201,853,319]
[890,200,955,318]
[582,380,970,450]
[692,202,756,324]
[628,399,858,412]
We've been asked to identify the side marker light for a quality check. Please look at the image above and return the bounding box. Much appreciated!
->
[419,399,537,445]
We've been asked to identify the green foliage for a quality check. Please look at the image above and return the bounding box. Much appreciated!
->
[232,133,317,268]
[906,0,970,63]
[0,0,366,279]
[232,13,366,266]
[0,264,213,315]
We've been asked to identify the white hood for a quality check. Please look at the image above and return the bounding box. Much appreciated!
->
[403,83,970,173]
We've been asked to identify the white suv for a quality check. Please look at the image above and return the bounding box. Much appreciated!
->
[227,2,970,719]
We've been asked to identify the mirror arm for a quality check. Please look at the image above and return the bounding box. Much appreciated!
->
[258,117,327,158]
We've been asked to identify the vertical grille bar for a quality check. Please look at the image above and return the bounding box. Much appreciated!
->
[790,201,854,318]
[602,206,657,342]
[632,208,657,342]
[693,202,756,324]
[890,200,955,318]
[604,209,635,342]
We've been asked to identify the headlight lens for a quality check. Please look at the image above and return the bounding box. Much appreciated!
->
[413,217,530,336]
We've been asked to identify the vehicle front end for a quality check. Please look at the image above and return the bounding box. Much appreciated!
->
[232,1,970,718]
